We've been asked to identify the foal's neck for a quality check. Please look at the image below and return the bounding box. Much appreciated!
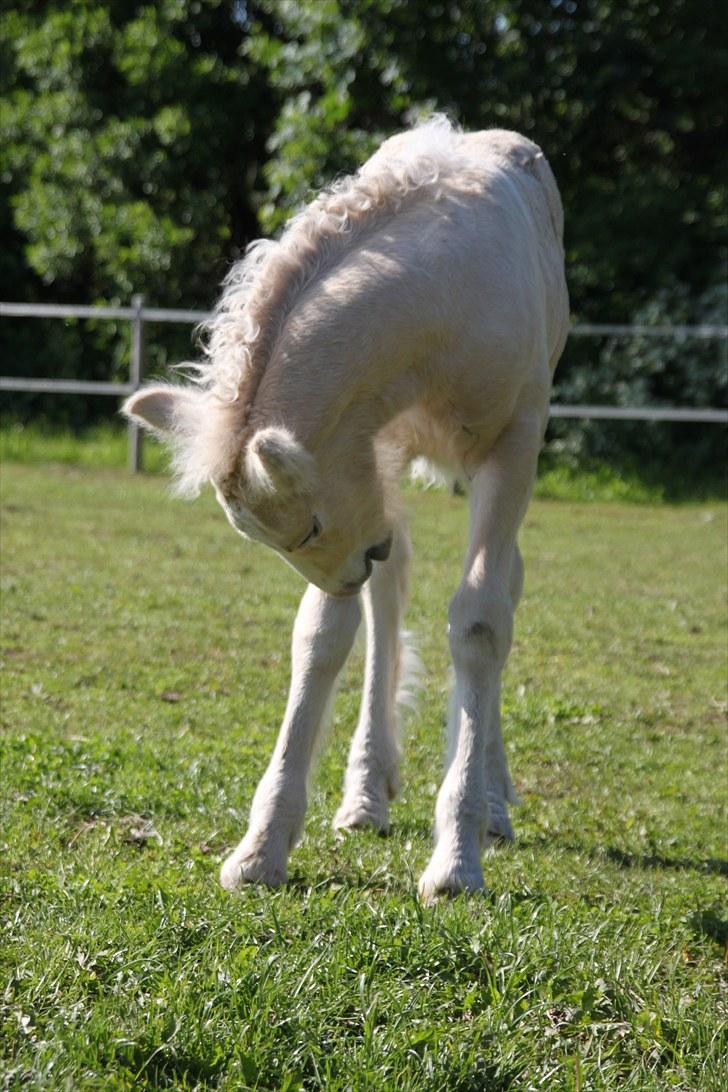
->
[248,282,428,453]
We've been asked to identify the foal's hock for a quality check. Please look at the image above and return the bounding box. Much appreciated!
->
[123,116,569,899]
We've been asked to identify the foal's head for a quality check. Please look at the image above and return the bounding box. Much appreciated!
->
[124,386,393,597]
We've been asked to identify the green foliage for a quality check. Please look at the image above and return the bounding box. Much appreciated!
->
[250,0,726,314]
[2,1,269,302]
[2,464,727,1088]
[548,278,728,475]
[0,0,725,462]
[563,282,728,412]
[1,0,273,422]
[246,0,376,232]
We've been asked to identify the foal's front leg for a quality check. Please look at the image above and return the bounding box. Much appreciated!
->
[220,585,361,889]
[334,526,411,833]
[418,419,541,900]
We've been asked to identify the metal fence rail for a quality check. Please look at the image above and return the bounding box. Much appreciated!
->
[548,405,728,423]
[1,299,726,471]
[567,322,727,339]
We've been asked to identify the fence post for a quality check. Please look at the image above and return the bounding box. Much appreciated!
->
[128,293,145,473]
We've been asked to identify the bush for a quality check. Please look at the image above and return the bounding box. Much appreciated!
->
[548,277,727,483]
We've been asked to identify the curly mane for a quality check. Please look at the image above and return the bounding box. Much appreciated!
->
[195,115,480,406]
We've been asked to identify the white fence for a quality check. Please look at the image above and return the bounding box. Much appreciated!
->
[1,298,726,472]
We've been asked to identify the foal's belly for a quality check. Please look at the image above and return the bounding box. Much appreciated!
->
[389,395,521,473]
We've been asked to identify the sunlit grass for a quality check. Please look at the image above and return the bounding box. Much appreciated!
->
[0,421,168,473]
[1,463,726,1090]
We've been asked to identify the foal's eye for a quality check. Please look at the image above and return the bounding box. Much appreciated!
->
[297,516,321,549]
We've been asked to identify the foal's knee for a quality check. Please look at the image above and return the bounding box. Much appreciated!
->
[447,585,513,673]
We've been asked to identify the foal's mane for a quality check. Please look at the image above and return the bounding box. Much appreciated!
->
[167,117,481,496]
[196,115,473,406]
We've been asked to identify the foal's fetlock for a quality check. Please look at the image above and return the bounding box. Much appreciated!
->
[333,778,394,833]
[333,793,391,834]
[333,759,399,834]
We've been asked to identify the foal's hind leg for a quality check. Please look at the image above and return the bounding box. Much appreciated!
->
[446,544,523,845]
[419,417,541,900]
[483,544,523,843]
[334,525,411,834]
[220,585,361,889]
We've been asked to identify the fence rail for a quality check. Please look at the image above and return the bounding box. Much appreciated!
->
[1,299,726,471]
[567,322,728,339]
[0,378,133,396]
[0,301,210,324]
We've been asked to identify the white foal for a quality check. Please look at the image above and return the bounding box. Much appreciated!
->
[124,116,569,899]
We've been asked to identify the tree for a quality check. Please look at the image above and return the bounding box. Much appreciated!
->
[0,0,273,417]
[249,0,726,318]
[1,0,725,462]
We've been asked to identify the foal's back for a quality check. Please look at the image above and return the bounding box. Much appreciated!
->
[364,125,569,470]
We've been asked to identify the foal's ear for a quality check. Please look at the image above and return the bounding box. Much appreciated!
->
[122,385,196,433]
[246,426,316,496]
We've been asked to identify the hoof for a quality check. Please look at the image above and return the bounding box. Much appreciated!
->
[219,849,287,890]
[333,796,390,835]
[418,849,485,903]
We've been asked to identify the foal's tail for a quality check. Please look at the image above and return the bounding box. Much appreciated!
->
[395,629,424,717]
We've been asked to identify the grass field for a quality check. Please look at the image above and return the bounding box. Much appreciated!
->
[1,461,726,1090]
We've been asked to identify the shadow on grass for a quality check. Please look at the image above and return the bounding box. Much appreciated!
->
[286,869,413,897]
[386,818,433,840]
[285,865,541,907]
[517,837,727,878]
[689,907,728,948]
[604,846,728,877]
[120,1032,520,1092]
[120,1051,225,1090]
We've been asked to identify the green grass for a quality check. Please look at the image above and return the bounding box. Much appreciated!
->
[1,461,726,1090]
[0,421,169,474]
[4,420,718,503]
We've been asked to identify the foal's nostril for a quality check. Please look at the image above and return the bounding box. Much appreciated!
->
[365,532,393,563]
